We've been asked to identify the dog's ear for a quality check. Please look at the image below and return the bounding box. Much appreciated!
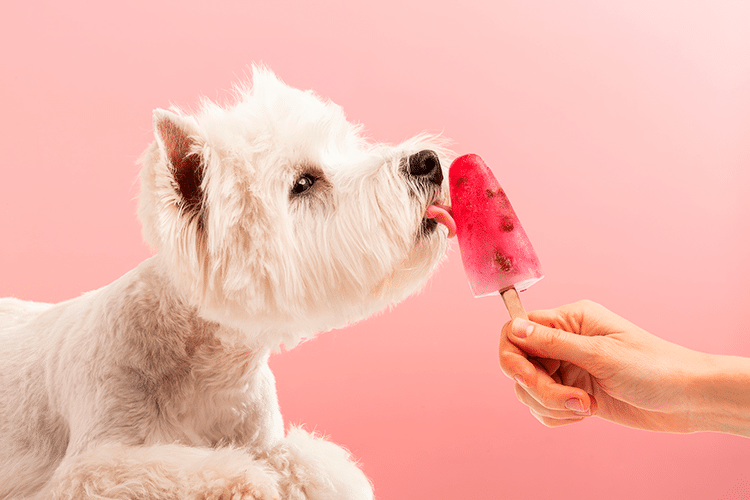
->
[152,109,204,221]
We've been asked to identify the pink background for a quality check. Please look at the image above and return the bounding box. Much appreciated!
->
[2,1,749,498]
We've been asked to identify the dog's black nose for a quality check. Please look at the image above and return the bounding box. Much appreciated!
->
[407,149,443,185]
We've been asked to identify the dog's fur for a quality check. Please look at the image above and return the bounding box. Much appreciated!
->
[0,67,453,499]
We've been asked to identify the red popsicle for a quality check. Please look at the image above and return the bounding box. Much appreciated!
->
[449,154,543,318]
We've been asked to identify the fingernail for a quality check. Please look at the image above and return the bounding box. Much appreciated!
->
[512,319,534,338]
[514,375,528,388]
[565,398,590,415]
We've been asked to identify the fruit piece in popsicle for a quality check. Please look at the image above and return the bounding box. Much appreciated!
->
[449,154,543,299]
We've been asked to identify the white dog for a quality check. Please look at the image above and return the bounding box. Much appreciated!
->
[0,67,456,499]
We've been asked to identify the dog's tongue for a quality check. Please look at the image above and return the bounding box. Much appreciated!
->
[425,204,457,238]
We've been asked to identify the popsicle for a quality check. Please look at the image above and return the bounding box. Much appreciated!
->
[449,154,543,319]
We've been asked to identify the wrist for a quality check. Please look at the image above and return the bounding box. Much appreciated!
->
[685,352,750,437]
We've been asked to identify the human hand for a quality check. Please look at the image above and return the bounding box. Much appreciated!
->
[498,300,706,433]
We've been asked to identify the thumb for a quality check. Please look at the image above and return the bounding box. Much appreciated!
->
[507,318,594,368]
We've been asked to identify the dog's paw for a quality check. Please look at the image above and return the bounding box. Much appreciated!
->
[50,444,281,500]
[198,479,279,500]
[276,427,374,500]
[193,459,281,500]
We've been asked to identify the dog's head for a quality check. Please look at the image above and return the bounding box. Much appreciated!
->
[139,67,454,347]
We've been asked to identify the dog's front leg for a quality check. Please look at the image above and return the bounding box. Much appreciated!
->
[264,427,373,500]
[46,443,280,500]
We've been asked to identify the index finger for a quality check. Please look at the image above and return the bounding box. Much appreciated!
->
[528,300,633,338]
[498,320,538,386]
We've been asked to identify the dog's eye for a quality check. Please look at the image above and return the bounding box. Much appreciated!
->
[292,174,316,195]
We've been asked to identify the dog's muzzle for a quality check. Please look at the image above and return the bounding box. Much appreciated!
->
[406,149,456,238]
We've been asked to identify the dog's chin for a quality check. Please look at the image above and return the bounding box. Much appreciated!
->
[419,217,439,238]
[420,203,456,240]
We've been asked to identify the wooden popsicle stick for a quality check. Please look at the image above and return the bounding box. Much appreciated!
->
[500,287,528,320]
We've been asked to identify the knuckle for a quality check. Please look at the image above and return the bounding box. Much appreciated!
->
[537,393,556,410]
[579,298,608,315]
[541,327,563,349]
[498,349,517,369]
[525,376,559,410]
[576,299,598,311]
[539,390,564,412]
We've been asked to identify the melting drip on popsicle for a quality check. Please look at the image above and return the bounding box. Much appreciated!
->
[449,154,543,298]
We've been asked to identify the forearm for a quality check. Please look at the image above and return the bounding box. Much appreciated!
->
[687,353,750,437]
